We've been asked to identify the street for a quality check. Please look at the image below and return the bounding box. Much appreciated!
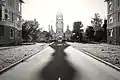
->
[0,43,120,80]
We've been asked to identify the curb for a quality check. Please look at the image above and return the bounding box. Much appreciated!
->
[0,46,18,51]
[77,49,120,72]
[0,44,48,75]
[0,47,11,50]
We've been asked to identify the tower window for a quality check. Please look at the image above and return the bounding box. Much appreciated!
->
[61,22,63,24]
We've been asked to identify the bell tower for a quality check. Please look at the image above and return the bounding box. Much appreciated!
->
[56,12,64,40]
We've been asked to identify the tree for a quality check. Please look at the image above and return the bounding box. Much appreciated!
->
[94,28,104,42]
[46,32,52,41]
[22,19,39,42]
[72,21,83,42]
[102,19,107,42]
[85,26,95,41]
[22,21,30,41]
[91,13,104,42]
[91,13,102,31]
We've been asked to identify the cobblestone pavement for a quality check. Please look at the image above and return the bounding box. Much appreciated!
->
[67,42,120,68]
[0,43,49,70]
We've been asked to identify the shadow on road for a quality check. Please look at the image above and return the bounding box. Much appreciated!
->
[40,42,78,80]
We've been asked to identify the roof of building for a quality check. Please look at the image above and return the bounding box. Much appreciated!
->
[19,0,24,3]
[104,0,109,2]
[50,28,55,34]
[65,29,72,34]
[49,25,55,34]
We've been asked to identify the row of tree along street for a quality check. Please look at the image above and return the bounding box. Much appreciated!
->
[71,13,107,43]
[21,13,107,43]
[22,19,51,43]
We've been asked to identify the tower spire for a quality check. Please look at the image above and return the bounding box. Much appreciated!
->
[67,25,69,30]
[48,25,51,32]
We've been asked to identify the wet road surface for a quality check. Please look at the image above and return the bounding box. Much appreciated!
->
[0,42,120,80]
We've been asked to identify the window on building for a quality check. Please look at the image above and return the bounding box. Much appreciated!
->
[19,3,21,12]
[8,11,11,22]
[109,5,112,11]
[8,0,10,6]
[10,28,14,39]
[117,0,120,7]
[13,0,15,8]
[17,17,19,21]
[108,1,112,12]
[7,0,14,8]
[12,13,14,23]
[5,14,7,21]
[0,6,2,21]
[17,17,21,28]
[109,16,113,24]
[10,0,12,7]
[118,12,120,21]
[110,29,113,37]
[5,9,9,21]
[0,26,4,39]
[119,27,120,36]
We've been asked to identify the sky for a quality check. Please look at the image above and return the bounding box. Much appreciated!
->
[22,0,107,32]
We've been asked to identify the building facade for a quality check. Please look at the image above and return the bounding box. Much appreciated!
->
[105,0,120,45]
[0,0,24,45]
[56,12,64,40]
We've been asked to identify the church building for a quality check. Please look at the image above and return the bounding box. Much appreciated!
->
[56,12,64,40]
[49,12,72,41]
